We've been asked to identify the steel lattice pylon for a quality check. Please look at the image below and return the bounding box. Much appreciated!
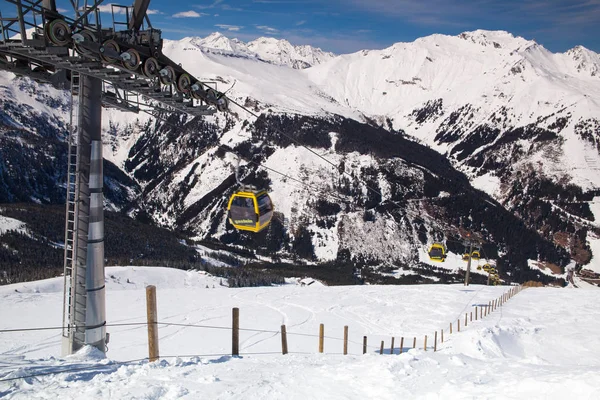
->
[0,0,230,355]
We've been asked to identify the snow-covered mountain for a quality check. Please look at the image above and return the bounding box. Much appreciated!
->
[305,29,600,188]
[247,36,336,69]
[163,32,336,69]
[1,29,600,285]
[158,29,600,270]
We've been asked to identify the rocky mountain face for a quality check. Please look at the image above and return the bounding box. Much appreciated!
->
[0,73,140,210]
[1,30,599,285]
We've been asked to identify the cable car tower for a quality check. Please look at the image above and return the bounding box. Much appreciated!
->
[0,0,229,356]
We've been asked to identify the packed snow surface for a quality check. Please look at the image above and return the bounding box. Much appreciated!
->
[1,267,599,399]
[0,215,26,236]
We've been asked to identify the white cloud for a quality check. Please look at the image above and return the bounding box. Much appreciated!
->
[296,20,307,26]
[256,25,279,33]
[97,4,160,15]
[215,24,243,31]
[173,11,203,18]
[196,0,224,9]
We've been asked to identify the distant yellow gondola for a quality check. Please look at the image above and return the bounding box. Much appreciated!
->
[428,243,447,262]
[227,189,274,233]
[471,250,481,260]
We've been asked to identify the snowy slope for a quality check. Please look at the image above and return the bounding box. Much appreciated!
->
[161,40,354,119]
[1,269,600,399]
[0,215,26,236]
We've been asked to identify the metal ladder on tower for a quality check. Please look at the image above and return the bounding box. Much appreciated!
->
[62,71,88,351]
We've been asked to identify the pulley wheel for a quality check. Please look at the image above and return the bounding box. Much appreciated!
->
[159,66,176,85]
[122,48,141,71]
[74,30,96,57]
[205,88,218,102]
[176,73,192,93]
[45,19,71,46]
[190,83,205,100]
[143,57,160,78]
[216,96,229,112]
[100,40,120,64]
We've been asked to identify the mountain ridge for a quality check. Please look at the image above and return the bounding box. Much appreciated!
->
[164,32,336,69]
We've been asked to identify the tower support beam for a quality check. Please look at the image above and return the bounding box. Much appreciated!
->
[63,74,106,355]
[82,74,106,352]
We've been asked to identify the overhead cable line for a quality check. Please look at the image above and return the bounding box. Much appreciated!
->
[224,96,497,245]
[225,97,409,211]
[219,145,349,205]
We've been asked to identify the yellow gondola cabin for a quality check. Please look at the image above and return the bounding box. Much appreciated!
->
[428,243,447,262]
[227,189,274,233]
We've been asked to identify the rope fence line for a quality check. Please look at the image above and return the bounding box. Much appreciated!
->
[0,284,527,383]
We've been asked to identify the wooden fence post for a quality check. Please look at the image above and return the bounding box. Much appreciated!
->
[413,337,416,349]
[465,313,468,327]
[470,311,473,322]
[434,331,437,352]
[390,337,395,355]
[363,336,367,354]
[232,307,240,357]
[400,337,404,354]
[450,322,453,334]
[281,325,288,355]
[424,335,427,351]
[475,306,478,320]
[146,285,159,362]
[319,323,324,353]
[343,326,348,355]
[380,341,384,355]
[441,329,444,343]
[458,319,461,332]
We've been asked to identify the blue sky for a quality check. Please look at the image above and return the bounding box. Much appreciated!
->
[3,1,599,53]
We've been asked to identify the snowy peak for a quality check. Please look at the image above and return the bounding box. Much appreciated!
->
[457,29,534,50]
[166,33,334,69]
[247,36,335,69]
[565,45,600,77]
[178,33,255,58]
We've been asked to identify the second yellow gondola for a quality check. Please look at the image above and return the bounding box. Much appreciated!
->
[227,189,274,233]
